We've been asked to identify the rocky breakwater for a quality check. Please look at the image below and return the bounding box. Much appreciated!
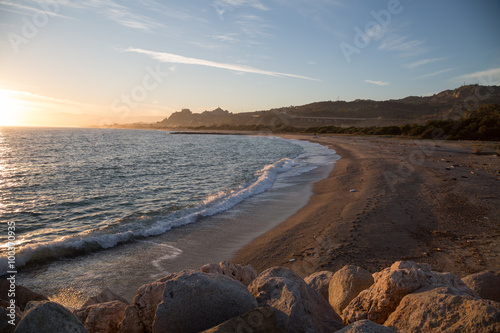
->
[3,260,500,333]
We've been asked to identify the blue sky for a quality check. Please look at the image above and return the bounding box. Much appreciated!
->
[0,0,499,126]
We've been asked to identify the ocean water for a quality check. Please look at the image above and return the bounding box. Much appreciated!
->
[0,127,338,304]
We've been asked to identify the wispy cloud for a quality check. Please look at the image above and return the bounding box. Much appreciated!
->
[0,0,163,32]
[213,0,270,18]
[0,88,103,112]
[211,7,274,44]
[228,0,270,10]
[213,34,239,43]
[416,68,454,79]
[274,0,343,17]
[273,0,344,37]
[124,48,319,81]
[0,0,73,19]
[364,79,390,86]
[140,0,207,23]
[453,67,500,85]
[59,0,165,32]
[105,6,163,31]
[235,14,274,40]
[379,34,427,57]
[404,57,447,69]
[187,41,223,50]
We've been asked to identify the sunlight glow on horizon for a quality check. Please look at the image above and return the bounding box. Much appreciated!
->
[0,88,168,128]
[0,89,24,126]
[0,88,91,127]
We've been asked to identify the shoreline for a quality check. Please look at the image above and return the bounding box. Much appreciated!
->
[7,132,500,333]
[14,135,336,305]
[11,132,499,307]
[233,135,500,278]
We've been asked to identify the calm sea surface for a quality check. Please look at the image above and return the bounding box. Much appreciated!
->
[0,127,337,278]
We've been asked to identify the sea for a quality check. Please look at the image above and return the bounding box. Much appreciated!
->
[0,127,339,306]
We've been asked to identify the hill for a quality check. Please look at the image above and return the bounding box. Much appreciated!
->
[115,85,500,129]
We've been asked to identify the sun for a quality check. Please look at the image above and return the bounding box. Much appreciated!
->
[0,90,21,126]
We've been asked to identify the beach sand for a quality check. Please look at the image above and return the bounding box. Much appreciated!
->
[233,135,500,278]
[14,134,499,307]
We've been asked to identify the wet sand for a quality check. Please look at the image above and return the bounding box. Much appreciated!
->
[233,135,500,278]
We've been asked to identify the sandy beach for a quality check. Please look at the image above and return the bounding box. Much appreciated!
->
[11,133,499,308]
[233,135,500,278]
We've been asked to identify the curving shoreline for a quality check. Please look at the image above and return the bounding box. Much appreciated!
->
[3,133,500,332]
[10,133,499,305]
[233,134,500,278]
[13,134,335,305]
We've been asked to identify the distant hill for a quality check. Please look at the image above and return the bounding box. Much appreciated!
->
[128,85,500,129]
[155,107,234,128]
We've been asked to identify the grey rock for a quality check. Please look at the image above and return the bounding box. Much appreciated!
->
[385,285,500,332]
[462,271,500,302]
[119,273,175,333]
[304,270,334,301]
[201,307,284,333]
[0,280,48,311]
[201,260,258,286]
[74,300,128,333]
[14,301,87,333]
[1,305,20,333]
[248,266,344,333]
[334,319,396,333]
[81,288,128,307]
[343,261,477,324]
[329,265,373,316]
[153,270,258,333]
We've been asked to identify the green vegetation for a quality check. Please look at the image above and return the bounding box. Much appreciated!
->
[302,104,500,141]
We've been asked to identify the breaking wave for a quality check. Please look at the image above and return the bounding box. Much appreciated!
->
[0,156,303,274]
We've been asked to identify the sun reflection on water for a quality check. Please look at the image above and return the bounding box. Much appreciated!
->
[0,128,8,213]
[0,128,16,251]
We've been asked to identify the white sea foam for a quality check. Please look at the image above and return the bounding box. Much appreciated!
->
[151,245,183,270]
[0,138,338,276]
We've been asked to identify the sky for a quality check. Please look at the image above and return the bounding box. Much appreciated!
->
[0,0,499,127]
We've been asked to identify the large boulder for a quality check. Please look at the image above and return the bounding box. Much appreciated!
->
[81,288,128,307]
[75,287,129,333]
[248,266,344,333]
[384,285,500,332]
[1,305,20,333]
[74,300,128,333]
[462,271,500,302]
[334,319,396,333]
[329,265,374,316]
[153,270,258,333]
[119,273,175,333]
[201,307,284,333]
[0,280,48,311]
[201,260,258,286]
[343,261,476,324]
[304,270,334,301]
[14,301,87,333]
